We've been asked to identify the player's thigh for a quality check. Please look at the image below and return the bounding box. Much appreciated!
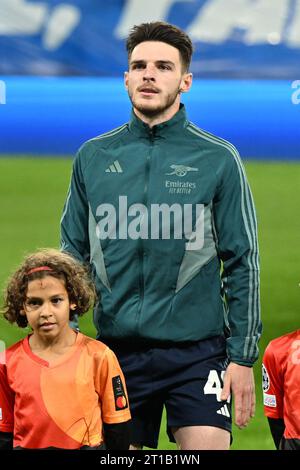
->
[172,425,230,450]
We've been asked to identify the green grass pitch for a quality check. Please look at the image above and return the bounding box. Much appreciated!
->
[0,156,299,450]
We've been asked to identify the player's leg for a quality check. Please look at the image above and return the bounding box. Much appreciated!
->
[125,382,163,449]
[129,444,143,450]
[172,425,230,450]
[165,335,232,450]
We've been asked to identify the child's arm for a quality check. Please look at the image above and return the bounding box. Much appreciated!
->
[97,348,131,449]
[0,363,15,448]
[267,417,285,449]
[0,432,13,450]
[103,421,131,450]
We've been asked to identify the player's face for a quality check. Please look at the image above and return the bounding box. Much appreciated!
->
[22,276,76,341]
[125,41,192,123]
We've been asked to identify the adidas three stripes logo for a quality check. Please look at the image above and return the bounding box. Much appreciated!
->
[105,160,123,173]
[216,404,230,417]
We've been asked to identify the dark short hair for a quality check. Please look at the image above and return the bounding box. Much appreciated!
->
[126,21,193,72]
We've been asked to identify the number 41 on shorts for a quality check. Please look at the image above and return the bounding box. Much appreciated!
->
[204,370,231,402]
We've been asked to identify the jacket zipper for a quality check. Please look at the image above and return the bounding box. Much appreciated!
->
[136,129,154,329]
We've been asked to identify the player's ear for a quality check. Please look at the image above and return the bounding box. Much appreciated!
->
[70,303,77,311]
[124,71,129,90]
[180,72,193,93]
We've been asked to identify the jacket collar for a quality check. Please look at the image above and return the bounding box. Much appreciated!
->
[128,103,188,138]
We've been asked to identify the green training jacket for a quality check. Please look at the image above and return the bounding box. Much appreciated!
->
[61,104,261,366]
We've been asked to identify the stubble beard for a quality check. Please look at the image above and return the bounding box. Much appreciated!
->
[128,86,181,118]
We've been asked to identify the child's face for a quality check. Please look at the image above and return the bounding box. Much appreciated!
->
[22,275,76,339]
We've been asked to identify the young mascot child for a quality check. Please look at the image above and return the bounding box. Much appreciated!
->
[263,329,300,450]
[0,249,131,450]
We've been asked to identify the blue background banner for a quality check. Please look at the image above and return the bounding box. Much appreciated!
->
[1,0,300,78]
[1,2,299,158]
[1,77,299,159]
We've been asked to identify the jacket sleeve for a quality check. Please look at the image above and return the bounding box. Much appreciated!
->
[213,148,261,365]
[60,148,90,263]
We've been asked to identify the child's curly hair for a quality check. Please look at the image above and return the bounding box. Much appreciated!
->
[2,248,96,328]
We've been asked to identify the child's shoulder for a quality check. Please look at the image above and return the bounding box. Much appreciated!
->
[268,329,300,350]
[7,337,27,354]
[1,337,27,365]
[265,330,300,363]
[79,333,110,355]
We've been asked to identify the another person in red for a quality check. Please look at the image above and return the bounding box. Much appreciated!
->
[262,330,300,450]
[0,249,131,450]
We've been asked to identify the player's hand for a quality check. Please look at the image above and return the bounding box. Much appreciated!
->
[220,362,255,429]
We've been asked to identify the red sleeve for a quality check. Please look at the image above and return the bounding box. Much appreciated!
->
[0,363,15,432]
[262,342,283,419]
